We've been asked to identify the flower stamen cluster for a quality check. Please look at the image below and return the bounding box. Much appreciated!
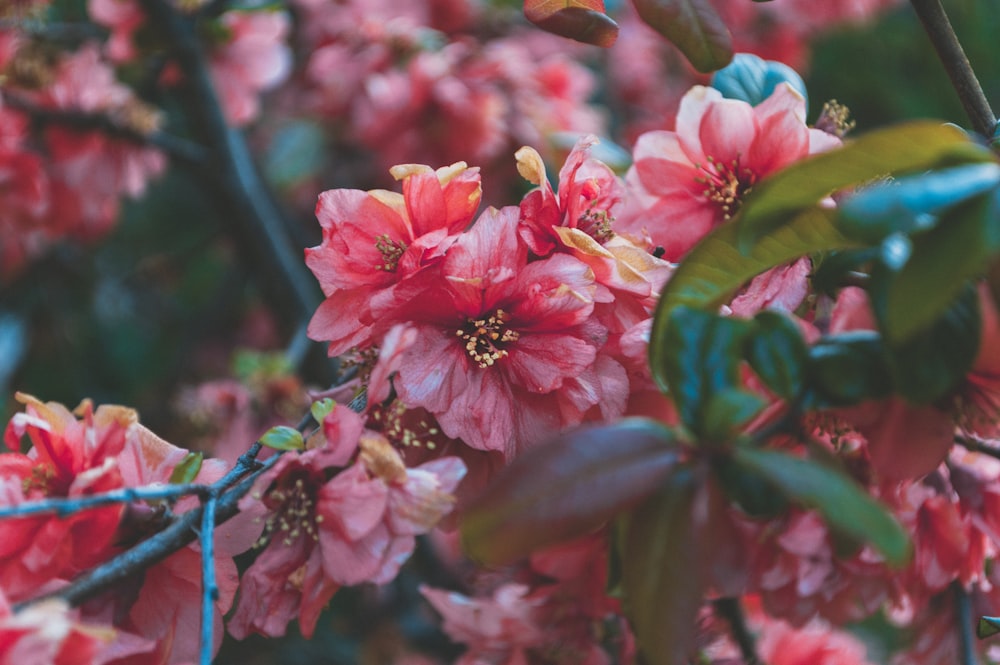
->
[696,155,756,220]
[456,308,520,369]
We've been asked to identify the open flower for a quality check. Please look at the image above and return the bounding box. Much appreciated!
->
[618,84,839,261]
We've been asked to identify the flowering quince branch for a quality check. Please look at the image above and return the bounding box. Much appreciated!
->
[954,432,1000,460]
[14,438,279,612]
[0,89,209,167]
[954,582,976,665]
[910,0,996,137]
[0,482,210,519]
[200,490,218,665]
[712,598,760,665]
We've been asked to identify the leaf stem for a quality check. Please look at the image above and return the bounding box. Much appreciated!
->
[910,0,996,137]
[954,582,977,665]
[713,597,760,665]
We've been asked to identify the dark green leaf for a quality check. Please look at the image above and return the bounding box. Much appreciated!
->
[736,122,991,250]
[805,331,894,407]
[810,247,880,296]
[714,456,788,518]
[461,419,680,565]
[838,162,1000,244]
[654,306,754,436]
[745,310,808,399]
[630,0,732,73]
[618,468,702,665]
[651,207,857,389]
[876,281,981,404]
[878,190,1000,343]
[260,425,305,451]
[169,451,203,485]
[701,388,767,442]
[731,447,912,566]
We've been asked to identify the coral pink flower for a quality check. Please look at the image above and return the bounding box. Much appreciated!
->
[208,10,292,126]
[392,206,627,456]
[0,588,117,665]
[0,394,136,600]
[755,615,875,665]
[318,432,465,585]
[420,583,547,665]
[618,84,840,262]
[306,162,482,356]
[87,0,145,63]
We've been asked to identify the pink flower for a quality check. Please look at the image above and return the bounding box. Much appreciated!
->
[208,11,292,126]
[306,162,482,356]
[755,615,875,665]
[0,588,116,665]
[0,394,136,600]
[392,206,627,456]
[87,0,145,63]
[318,432,465,585]
[618,84,840,262]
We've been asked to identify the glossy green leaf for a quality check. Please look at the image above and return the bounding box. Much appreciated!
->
[978,616,1000,639]
[630,0,732,73]
[618,468,702,665]
[311,398,336,424]
[259,425,304,452]
[805,331,893,407]
[838,162,1000,244]
[732,447,912,566]
[701,388,767,442]
[714,456,788,518]
[736,122,991,250]
[655,306,754,436]
[169,451,204,485]
[877,282,981,404]
[523,0,619,46]
[651,206,856,388]
[878,190,1000,343]
[461,419,680,565]
[745,310,808,399]
[810,247,880,296]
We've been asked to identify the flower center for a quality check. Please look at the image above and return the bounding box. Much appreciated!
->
[374,234,407,272]
[455,308,520,369]
[254,474,320,548]
[696,155,756,220]
[577,205,615,243]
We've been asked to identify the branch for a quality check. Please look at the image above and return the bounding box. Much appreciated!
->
[136,0,338,385]
[910,0,996,137]
[1,91,209,167]
[0,483,210,519]
[954,433,1000,461]
[954,582,977,665]
[713,597,760,665]
[199,492,219,665]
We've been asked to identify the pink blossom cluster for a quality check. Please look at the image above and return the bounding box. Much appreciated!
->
[0,39,164,281]
[0,384,466,661]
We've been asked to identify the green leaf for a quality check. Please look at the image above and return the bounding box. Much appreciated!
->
[630,0,732,73]
[311,398,336,424]
[745,310,808,399]
[805,331,894,407]
[701,388,767,442]
[259,425,304,452]
[654,306,754,437]
[169,451,203,485]
[714,456,788,518]
[877,281,981,404]
[523,0,619,46]
[461,419,681,565]
[736,122,992,250]
[618,469,702,665]
[978,616,1000,639]
[878,190,1000,343]
[651,206,856,386]
[838,162,1000,244]
[731,447,912,566]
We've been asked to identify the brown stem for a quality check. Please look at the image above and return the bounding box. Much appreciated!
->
[911,0,996,137]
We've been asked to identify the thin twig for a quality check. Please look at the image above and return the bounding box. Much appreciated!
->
[910,0,996,137]
[199,493,219,665]
[1,91,209,167]
[954,433,1000,461]
[713,597,760,665]
[954,582,977,665]
[0,484,209,519]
